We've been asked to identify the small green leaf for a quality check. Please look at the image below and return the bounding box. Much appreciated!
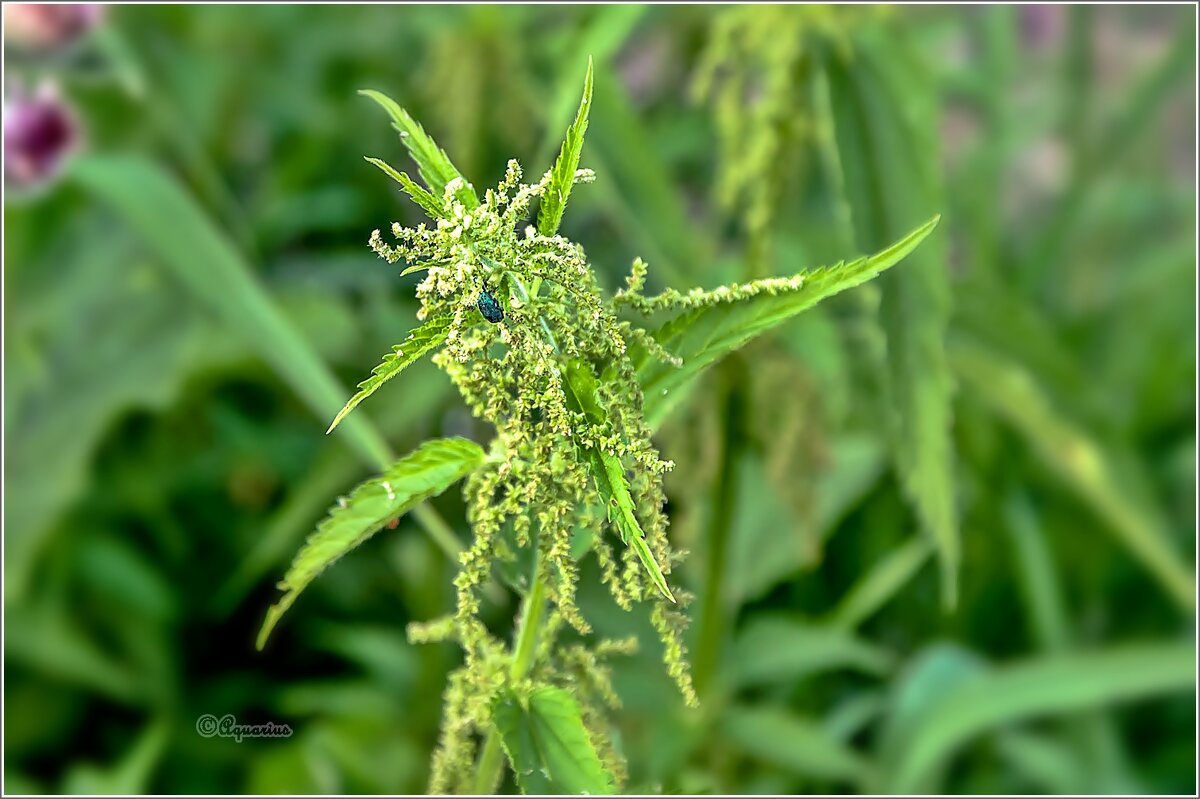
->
[637,215,940,430]
[364,156,446,220]
[358,88,479,209]
[563,359,674,601]
[257,438,485,650]
[538,57,593,238]
[591,448,674,602]
[492,684,615,795]
[326,316,452,434]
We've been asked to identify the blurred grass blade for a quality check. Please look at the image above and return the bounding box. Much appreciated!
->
[828,536,932,629]
[257,438,485,649]
[637,215,940,431]
[72,155,392,472]
[590,66,709,285]
[326,316,452,434]
[214,366,454,613]
[537,57,593,237]
[492,684,615,795]
[62,717,170,795]
[359,88,479,209]
[1005,491,1142,792]
[886,642,1196,792]
[536,6,646,166]
[723,705,874,786]
[364,156,446,219]
[730,616,894,688]
[1004,492,1071,650]
[823,691,886,744]
[1033,21,1195,273]
[951,338,1195,611]
[4,601,144,704]
[826,33,959,608]
[995,731,1085,795]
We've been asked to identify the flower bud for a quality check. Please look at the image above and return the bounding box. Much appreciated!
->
[2,3,104,53]
[3,81,80,193]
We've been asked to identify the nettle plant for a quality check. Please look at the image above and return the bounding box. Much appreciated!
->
[257,60,937,794]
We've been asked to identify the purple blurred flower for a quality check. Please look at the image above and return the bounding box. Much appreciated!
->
[1019,5,1065,51]
[3,3,104,52]
[4,81,80,192]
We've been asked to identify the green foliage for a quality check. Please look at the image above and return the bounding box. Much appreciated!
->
[825,30,960,608]
[72,154,394,472]
[723,705,873,785]
[257,438,485,649]
[282,58,927,790]
[359,88,479,209]
[590,447,674,603]
[537,58,593,238]
[364,156,447,220]
[563,358,674,601]
[6,6,1194,796]
[730,616,893,688]
[628,215,941,430]
[882,643,1196,792]
[491,685,616,795]
[828,536,932,629]
[952,339,1195,610]
[326,316,453,434]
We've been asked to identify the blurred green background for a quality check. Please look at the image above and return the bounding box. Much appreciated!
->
[3,4,1196,795]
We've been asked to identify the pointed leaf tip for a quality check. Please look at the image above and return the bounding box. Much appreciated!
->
[257,437,485,648]
[326,316,451,434]
[537,58,595,238]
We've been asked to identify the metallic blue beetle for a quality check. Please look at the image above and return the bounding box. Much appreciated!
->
[477,289,504,323]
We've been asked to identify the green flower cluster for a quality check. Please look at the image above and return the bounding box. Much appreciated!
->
[376,158,696,789]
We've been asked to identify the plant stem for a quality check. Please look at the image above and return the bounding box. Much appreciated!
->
[473,729,506,794]
[692,363,741,698]
[473,550,547,793]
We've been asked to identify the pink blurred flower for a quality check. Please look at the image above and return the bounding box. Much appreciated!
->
[4,81,80,192]
[3,3,104,52]
[1019,5,1065,51]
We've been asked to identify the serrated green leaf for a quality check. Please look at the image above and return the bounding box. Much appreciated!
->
[951,338,1196,611]
[326,316,452,434]
[364,156,446,220]
[884,642,1196,792]
[358,88,479,209]
[562,360,674,601]
[826,34,959,607]
[257,438,485,649]
[591,448,674,602]
[492,684,615,795]
[538,57,593,237]
[637,215,940,431]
